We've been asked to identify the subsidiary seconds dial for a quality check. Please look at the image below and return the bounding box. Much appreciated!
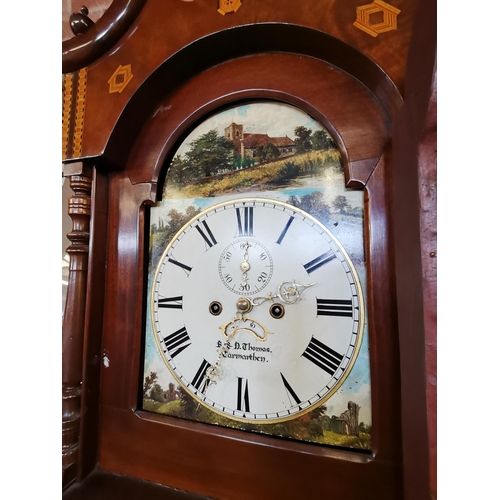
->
[218,238,273,295]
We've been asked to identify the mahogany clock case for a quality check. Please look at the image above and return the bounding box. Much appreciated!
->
[89,44,403,499]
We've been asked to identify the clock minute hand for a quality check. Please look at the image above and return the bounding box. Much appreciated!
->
[250,280,317,307]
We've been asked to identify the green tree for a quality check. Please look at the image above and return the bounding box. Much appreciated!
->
[143,372,158,396]
[178,386,198,416]
[168,154,191,184]
[255,145,266,164]
[241,156,254,168]
[332,195,351,214]
[149,206,202,270]
[255,143,279,164]
[185,129,234,178]
[263,142,280,161]
[294,126,312,153]
[232,154,242,170]
[311,129,335,150]
[287,191,331,224]
[278,161,300,180]
[305,404,327,438]
[150,383,165,402]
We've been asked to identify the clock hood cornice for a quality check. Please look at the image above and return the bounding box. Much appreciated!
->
[62,0,417,165]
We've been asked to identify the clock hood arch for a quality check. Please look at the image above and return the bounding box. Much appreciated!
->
[101,23,403,182]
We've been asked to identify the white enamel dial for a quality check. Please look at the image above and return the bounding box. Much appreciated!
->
[151,198,364,423]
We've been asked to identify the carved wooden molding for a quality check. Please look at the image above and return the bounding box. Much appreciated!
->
[62,0,147,74]
[62,165,93,488]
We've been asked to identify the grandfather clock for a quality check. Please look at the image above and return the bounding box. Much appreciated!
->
[62,0,436,498]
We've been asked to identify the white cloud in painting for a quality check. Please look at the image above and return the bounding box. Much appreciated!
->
[176,102,326,157]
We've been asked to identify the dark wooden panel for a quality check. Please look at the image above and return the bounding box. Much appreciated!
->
[363,148,403,464]
[391,0,436,497]
[100,172,155,411]
[78,167,110,481]
[99,406,401,500]
[63,467,207,500]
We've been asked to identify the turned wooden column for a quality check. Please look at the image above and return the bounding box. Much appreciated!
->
[62,162,93,487]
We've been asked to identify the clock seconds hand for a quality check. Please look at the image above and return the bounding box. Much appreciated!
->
[240,241,251,288]
[203,281,316,389]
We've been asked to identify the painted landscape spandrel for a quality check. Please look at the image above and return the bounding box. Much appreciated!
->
[143,101,372,451]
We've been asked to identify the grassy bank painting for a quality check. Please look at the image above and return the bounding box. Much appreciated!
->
[143,102,372,451]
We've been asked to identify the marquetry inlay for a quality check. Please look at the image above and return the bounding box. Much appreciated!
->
[72,68,88,158]
[108,64,134,94]
[62,73,74,160]
[353,0,401,37]
[217,0,242,15]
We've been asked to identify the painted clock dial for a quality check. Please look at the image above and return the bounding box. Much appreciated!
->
[151,198,364,422]
[143,100,372,450]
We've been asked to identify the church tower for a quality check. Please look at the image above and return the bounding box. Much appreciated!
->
[225,122,243,141]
